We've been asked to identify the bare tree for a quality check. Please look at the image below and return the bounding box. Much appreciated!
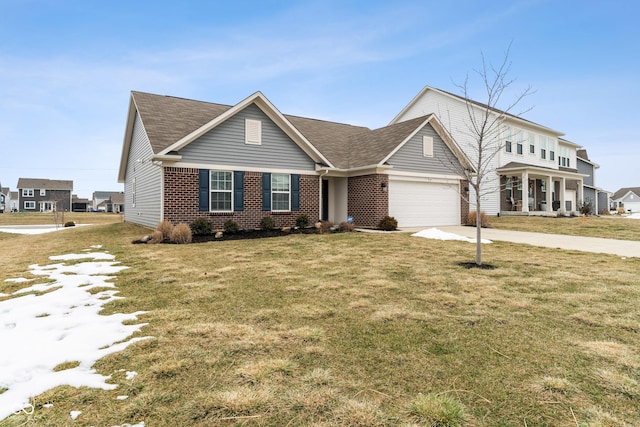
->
[450,46,533,265]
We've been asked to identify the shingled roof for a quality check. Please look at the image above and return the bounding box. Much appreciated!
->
[128,91,467,171]
[612,187,640,200]
[16,178,73,191]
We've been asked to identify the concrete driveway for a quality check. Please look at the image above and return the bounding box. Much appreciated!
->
[424,226,640,258]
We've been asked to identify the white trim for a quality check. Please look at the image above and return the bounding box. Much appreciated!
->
[24,201,36,209]
[40,189,46,196]
[271,173,291,212]
[388,174,460,185]
[169,160,313,176]
[385,169,464,181]
[209,170,234,212]
[22,189,34,197]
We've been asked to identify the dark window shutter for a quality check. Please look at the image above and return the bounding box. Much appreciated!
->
[291,174,300,211]
[198,169,209,212]
[262,172,271,211]
[233,171,244,211]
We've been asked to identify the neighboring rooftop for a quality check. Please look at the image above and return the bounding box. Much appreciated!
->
[16,178,73,191]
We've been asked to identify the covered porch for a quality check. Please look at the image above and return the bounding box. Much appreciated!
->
[496,163,588,216]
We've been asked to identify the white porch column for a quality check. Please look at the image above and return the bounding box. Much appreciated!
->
[522,171,529,213]
[559,177,566,214]
[546,175,553,212]
[577,179,584,212]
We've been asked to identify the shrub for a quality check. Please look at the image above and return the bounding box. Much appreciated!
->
[260,216,276,231]
[318,221,333,234]
[157,220,174,240]
[64,221,76,227]
[223,220,241,234]
[170,223,192,244]
[467,211,491,228]
[295,214,310,229]
[339,221,355,232]
[377,216,398,231]
[579,200,593,216]
[149,230,164,244]
[190,218,212,235]
[406,393,466,427]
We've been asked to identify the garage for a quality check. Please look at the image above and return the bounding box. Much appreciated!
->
[388,179,461,227]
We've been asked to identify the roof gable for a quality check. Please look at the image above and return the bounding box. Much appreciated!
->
[390,85,564,136]
[612,187,640,201]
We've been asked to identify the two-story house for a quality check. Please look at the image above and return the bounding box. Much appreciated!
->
[0,186,8,213]
[391,86,596,216]
[16,178,73,213]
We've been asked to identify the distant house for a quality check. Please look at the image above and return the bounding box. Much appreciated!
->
[0,186,8,213]
[16,178,73,213]
[92,191,125,213]
[72,195,91,212]
[611,187,640,213]
[574,149,609,214]
[9,191,18,212]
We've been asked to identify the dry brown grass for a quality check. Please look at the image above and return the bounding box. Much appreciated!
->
[1,222,639,425]
[491,215,640,241]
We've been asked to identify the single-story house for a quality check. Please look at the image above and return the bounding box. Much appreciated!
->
[611,187,640,213]
[118,91,473,230]
[72,195,91,212]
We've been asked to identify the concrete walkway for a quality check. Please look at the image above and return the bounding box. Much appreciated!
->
[408,226,640,258]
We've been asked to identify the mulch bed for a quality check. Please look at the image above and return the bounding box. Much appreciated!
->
[192,227,319,243]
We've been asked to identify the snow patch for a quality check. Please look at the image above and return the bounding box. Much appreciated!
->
[411,227,492,244]
[0,251,152,421]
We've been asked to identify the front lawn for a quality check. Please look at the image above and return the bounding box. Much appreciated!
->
[490,214,640,241]
[1,222,639,426]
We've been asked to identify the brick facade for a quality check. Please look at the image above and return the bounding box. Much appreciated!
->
[163,167,319,230]
[347,174,389,228]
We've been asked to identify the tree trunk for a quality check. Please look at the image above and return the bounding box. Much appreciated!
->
[475,192,482,265]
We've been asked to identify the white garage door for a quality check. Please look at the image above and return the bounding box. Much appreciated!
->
[389,180,460,227]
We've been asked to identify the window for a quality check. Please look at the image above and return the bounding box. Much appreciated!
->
[24,201,35,209]
[271,173,290,211]
[504,127,512,153]
[245,119,262,145]
[549,140,555,161]
[529,134,535,154]
[422,136,433,157]
[516,132,523,155]
[505,177,512,199]
[540,137,547,159]
[210,171,233,211]
[22,189,34,197]
[40,189,46,196]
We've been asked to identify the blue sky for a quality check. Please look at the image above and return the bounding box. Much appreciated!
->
[1,0,638,198]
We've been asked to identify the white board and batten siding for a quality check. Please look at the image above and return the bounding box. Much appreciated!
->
[179,104,316,171]
[386,123,462,227]
[123,112,163,228]
[394,90,506,215]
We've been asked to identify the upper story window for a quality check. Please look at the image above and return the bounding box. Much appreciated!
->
[40,189,46,196]
[210,170,233,211]
[549,140,556,161]
[516,132,523,155]
[504,127,512,153]
[529,134,535,154]
[245,119,262,145]
[422,136,433,157]
[22,189,34,197]
[272,173,290,211]
[540,137,547,159]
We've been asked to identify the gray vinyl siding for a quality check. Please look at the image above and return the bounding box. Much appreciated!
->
[179,104,316,170]
[583,187,596,205]
[124,112,162,228]
[387,124,463,175]
[597,191,608,214]
[577,158,594,186]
